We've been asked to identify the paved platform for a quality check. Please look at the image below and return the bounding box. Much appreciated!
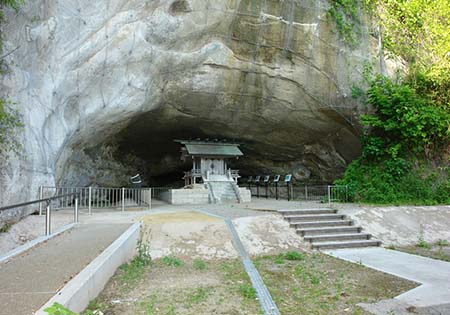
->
[326,247,450,308]
[0,223,130,315]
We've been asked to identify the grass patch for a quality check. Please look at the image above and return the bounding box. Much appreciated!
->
[255,251,417,315]
[193,258,207,270]
[396,243,450,263]
[84,257,261,315]
[284,251,306,261]
[161,256,184,267]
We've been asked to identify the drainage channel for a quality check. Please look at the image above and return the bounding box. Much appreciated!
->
[225,219,281,315]
[195,210,281,315]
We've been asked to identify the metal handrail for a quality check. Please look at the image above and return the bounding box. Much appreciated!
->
[0,192,81,236]
[0,192,80,212]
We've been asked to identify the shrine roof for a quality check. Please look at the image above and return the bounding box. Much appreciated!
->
[175,140,243,157]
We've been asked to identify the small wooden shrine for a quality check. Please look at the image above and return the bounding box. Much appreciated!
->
[175,139,243,186]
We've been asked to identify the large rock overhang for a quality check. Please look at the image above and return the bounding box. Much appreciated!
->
[0,0,377,199]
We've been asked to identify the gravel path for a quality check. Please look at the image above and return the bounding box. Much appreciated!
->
[0,223,130,315]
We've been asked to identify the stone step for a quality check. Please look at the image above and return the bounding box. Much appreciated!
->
[291,220,353,228]
[279,209,336,216]
[297,226,361,236]
[311,239,381,250]
[304,233,371,242]
[284,214,345,222]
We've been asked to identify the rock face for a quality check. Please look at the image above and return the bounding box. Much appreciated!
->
[0,0,380,207]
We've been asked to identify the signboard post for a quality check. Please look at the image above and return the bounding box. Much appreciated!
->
[255,176,261,198]
[247,176,253,191]
[273,175,280,200]
[284,174,292,201]
[263,175,270,199]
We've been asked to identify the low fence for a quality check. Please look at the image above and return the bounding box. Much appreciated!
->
[245,182,349,203]
[39,186,152,213]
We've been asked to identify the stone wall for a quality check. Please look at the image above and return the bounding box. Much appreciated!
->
[160,188,210,205]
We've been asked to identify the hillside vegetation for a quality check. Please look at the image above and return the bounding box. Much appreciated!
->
[334,0,450,204]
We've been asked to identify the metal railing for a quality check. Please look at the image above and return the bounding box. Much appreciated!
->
[245,181,349,203]
[0,192,80,236]
[39,186,152,213]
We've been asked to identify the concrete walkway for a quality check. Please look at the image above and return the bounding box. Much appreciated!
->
[0,223,130,315]
[326,247,450,308]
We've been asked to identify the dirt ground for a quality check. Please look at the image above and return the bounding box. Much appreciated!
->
[233,214,309,256]
[83,257,261,315]
[139,211,238,260]
[85,251,417,315]
[139,211,308,260]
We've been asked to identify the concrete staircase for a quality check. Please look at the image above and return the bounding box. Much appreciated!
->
[279,208,381,250]
[208,181,239,203]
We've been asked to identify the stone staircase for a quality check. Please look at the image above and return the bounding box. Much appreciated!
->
[208,181,239,203]
[279,208,381,250]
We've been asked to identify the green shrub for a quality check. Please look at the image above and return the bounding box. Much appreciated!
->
[336,76,450,205]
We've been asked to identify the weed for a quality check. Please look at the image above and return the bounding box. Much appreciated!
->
[188,287,209,304]
[118,242,152,289]
[274,255,285,264]
[416,239,432,249]
[436,239,450,247]
[193,259,207,270]
[239,284,257,299]
[162,256,183,267]
[44,303,78,315]
[0,223,12,233]
[284,251,305,261]
[82,299,108,315]
[164,305,176,315]
[141,294,157,315]
[310,274,321,285]
[387,244,396,250]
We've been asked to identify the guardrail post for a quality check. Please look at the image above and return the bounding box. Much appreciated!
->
[88,186,92,215]
[39,186,43,215]
[148,188,152,210]
[45,203,51,236]
[305,185,308,200]
[74,197,79,223]
[327,185,331,204]
[121,188,125,212]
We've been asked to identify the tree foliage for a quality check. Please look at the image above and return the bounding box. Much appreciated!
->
[0,0,24,157]
[373,0,450,107]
